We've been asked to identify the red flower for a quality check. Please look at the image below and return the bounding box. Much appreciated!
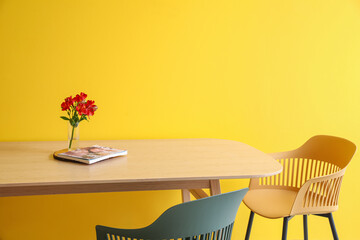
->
[76,102,88,115]
[61,96,74,111]
[76,100,97,116]
[86,100,98,116]
[86,100,95,106]
[74,92,87,103]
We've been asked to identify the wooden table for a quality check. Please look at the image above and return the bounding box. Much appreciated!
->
[0,139,282,202]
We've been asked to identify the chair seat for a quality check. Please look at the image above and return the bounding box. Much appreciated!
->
[243,189,298,219]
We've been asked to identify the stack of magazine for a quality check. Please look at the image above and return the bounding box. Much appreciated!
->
[57,145,127,164]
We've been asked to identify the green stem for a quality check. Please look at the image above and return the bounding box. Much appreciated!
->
[69,124,75,149]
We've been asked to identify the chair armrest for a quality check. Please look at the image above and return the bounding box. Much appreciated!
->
[290,168,346,216]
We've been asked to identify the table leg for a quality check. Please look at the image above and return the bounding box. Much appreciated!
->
[181,189,191,202]
[190,189,208,199]
[209,179,221,195]
[182,179,221,202]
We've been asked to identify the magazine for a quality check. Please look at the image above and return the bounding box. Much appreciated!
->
[57,145,127,164]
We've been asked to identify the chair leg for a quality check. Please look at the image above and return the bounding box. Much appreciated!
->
[245,211,254,240]
[303,215,308,240]
[282,217,290,240]
[314,213,339,240]
[328,213,339,240]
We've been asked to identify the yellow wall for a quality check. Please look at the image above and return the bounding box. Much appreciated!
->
[1,0,360,239]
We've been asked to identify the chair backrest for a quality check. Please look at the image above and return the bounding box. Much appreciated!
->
[96,188,249,240]
[250,135,356,191]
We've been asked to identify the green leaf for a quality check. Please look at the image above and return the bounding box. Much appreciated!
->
[60,116,70,121]
[80,116,88,122]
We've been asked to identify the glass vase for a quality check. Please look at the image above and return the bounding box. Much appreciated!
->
[68,122,80,150]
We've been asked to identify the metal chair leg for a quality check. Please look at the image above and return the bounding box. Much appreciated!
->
[245,211,254,240]
[303,215,308,240]
[328,213,339,240]
[314,213,339,240]
[282,216,292,240]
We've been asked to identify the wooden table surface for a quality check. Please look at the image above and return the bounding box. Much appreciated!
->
[0,139,282,200]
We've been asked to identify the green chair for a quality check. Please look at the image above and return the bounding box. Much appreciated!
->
[96,188,249,240]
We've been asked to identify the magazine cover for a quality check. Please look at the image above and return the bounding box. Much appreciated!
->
[59,145,126,160]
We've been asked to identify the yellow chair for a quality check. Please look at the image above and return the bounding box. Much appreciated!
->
[243,135,356,240]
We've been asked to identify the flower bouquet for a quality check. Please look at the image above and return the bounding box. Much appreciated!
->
[60,92,97,150]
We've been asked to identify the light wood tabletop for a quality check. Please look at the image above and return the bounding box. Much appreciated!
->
[0,139,282,201]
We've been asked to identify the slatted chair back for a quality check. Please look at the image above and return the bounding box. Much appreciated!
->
[249,135,356,215]
[96,188,249,240]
